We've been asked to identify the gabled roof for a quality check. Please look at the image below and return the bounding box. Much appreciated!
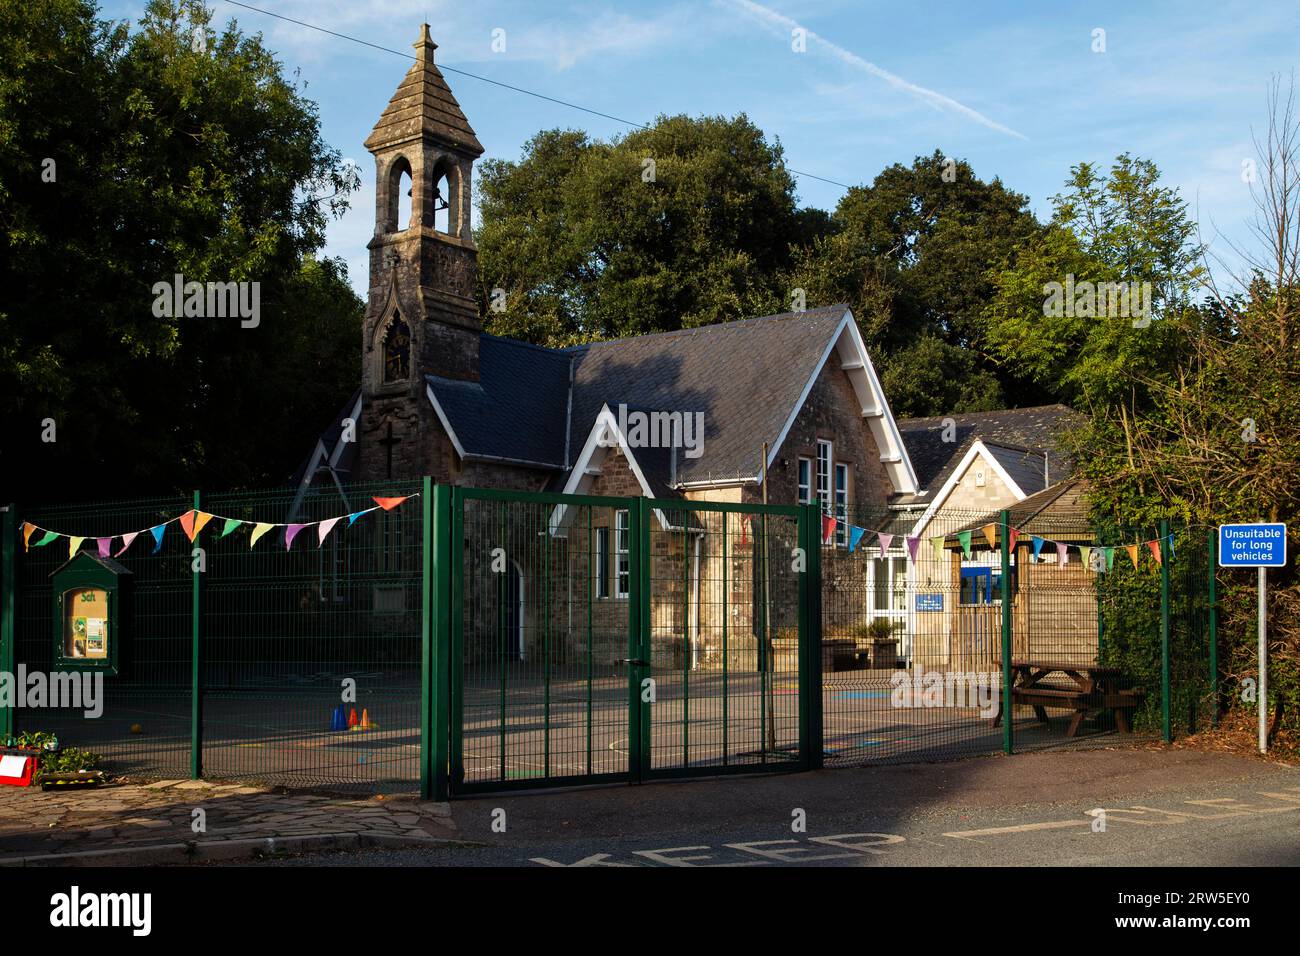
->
[942,478,1094,546]
[562,303,917,493]
[365,25,484,156]
[305,304,920,496]
[898,404,1082,496]
[563,305,849,484]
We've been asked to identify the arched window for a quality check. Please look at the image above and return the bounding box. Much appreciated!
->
[382,315,411,382]
[387,156,413,232]
[397,168,413,231]
[433,167,451,235]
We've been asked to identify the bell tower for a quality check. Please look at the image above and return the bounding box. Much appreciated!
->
[358,24,485,482]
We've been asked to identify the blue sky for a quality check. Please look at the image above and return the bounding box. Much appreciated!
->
[102,0,1300,296]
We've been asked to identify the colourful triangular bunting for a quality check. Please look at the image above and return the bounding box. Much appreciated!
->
[317,517,341,545]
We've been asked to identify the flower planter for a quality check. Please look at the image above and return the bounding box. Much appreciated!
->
[40,770,107,791]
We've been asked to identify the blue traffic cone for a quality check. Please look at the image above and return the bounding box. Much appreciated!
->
[329,705,347,732]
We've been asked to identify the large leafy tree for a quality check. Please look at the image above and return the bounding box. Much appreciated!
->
[0,0,360,502]
[786,151,1041,417]
[475,115,827,345]
[982,154,1203,409]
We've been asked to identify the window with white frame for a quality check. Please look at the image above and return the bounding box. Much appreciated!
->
[797,457,812,504]
[615,509,630,598]
[834,462,850,546]
[594,526,610,598]
[815,440,832,515]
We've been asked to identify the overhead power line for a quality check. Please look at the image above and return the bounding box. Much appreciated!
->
[219,0,854,191]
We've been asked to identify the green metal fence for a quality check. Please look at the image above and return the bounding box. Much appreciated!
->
[818,504,1212,765]
[445,489,815,795]
[0,482,1215,798]
[4,480,423,794]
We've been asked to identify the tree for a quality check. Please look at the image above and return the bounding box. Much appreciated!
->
[982,154,1203,408]
[0,0,361,502]
[475,115,824,345]
[1077,82,1300,745]
[787,151,1041,416]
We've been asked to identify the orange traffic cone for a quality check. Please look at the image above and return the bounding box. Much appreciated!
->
[347,707,359,730]
[359,709,372,731]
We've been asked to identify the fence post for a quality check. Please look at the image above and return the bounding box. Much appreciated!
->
[1207,527,1219,728]
[423,478,450,801]
[798,503,824,770]
[0,505,15,741]
[1160,519,1172,743]
[190,490,203,780]
[999,509,1013,754]
[632,496,652,782]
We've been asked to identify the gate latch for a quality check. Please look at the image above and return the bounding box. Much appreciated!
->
[619,658,648,666]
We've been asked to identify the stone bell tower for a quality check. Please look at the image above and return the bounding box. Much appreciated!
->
[357,24,485,482]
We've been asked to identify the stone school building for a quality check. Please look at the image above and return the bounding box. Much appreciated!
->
[299,26,1084,674]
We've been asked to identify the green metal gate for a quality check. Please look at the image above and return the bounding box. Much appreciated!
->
[443,489,817,795]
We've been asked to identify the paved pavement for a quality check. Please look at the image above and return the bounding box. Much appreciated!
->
[250,747,1300,867]
[3,746,1297,867]
[0,778,457,866]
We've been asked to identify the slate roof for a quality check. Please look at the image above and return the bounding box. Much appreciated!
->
[425,304,852,487]
[898,404,1082,497]
[427,337,572,467]
[364,26,484,156]
[565,304,852,486]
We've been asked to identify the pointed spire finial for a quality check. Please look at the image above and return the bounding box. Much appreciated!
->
[415,23,436,61]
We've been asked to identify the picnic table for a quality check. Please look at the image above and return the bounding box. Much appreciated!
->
[991,660,1143,737]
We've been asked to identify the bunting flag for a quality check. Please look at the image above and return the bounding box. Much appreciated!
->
[96,537,112,558]
[931,536,946,562]
[906,536,921,563]
[115,532,139,557]
[1008,528,1019,551]
[1167,533,1175,557]
[1056,542,1069,567]
[1032,536,1046,562]
[220,518,243,538]
[1105,547,1115,571]
[737,515,749,547]
[34,530,58,548]
[981,523,998,551]
[180,510,214,542]
[373,496,409,511]
[284,524,308,551]
[848,526,866,553]
[1147,539,1163,565]
[822,516,837,544]
[347,508,374,527]
[317,517,341,546]
[1079,546,1092,571]
[1126,544,1139,569]
[149,524,167,554]
[68,536,85,559]
[876,532,894,558]
[22,522,36,551]
[250,523,274,548]
[957,531,972,559]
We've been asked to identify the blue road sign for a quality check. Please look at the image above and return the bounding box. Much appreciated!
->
[1218,523,1287,568]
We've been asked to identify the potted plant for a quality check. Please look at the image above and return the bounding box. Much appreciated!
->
[856,620,901,669]
[14,732,105,790]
